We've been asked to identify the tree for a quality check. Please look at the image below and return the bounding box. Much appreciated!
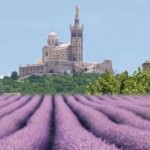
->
[10,71,18,80]
[86,68,150,95]
[117,71,131,94]
[0,81,4,94]
[117,68,150,94]
[3,76,10,79]
[86,71,120,95]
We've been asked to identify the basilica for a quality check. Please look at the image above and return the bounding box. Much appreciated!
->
[19,6,114,77]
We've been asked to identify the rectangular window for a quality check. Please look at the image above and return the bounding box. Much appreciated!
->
[78,33,82,37]
[72,32,76,37]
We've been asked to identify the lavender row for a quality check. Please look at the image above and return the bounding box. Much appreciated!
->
[98,95,150,108]
[0,95,32,119]
[76,95,150,131]
[120,96,150,107]
[54,95,118,150]
[0,95,20,109]
[89,95,150,109]
[107,98,150,121]
[87,95,150,121]
[65,95,150,150]
[86,95,122,110]
[0,95,42,139]
[0,95,10,101]
[0,96,53,150]
[88,95,118,105]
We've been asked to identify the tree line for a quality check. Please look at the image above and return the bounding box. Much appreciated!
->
[86,68,150,95]
[1,68,150,95]
[0,72,99,95]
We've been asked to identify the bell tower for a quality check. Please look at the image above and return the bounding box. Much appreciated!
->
[70,5,83,62]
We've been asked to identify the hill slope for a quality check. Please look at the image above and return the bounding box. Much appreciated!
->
[0,74,100,94]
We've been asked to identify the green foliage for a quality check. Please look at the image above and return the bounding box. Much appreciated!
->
[86,68,150,95]
[10,71,18,80]
[0,80,4,94]
[2,69,150,95]
[0,73,100,95]
[86,71,119,95]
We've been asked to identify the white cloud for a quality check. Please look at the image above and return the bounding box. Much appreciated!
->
[0,75,4,79]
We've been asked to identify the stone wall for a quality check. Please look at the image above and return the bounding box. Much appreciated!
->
[19,64,47,77]
[46,60,74,74]
[42,44,72,63]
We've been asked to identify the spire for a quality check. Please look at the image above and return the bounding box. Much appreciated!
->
[74,5,80,26]
[76,5,79,15]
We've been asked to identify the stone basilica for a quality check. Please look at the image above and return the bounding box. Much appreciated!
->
[19,6,114,77]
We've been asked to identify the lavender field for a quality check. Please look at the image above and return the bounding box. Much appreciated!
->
[0,95,150,150]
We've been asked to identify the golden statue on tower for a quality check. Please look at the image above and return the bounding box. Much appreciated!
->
[76,5,79,15]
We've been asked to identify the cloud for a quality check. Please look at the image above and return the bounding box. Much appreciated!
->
[0,75,4,79]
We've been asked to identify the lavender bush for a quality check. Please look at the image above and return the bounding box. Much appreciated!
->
[65,95,150,150]
[0,95,53,150]
[0,95,20,108]
[54,95,118,150]
[0,95,42,139]
[76,95,150,131]
[110,98,150,121]
[0,95,150,150]
[0,95,10,101]
[0,95,31,119]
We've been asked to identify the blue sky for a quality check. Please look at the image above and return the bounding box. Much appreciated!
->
[0,0,150,76]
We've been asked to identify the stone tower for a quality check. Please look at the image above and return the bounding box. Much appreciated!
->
[70,5,83,62]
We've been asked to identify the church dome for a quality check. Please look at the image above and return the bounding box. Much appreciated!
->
[48,32,57,39]
[47,32,58,46]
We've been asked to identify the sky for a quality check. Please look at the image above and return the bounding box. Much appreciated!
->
[0,0,150,76]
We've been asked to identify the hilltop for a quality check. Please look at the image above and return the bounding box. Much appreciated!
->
[0,73,100,95]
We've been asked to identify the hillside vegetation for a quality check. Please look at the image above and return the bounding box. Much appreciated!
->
[0,73,100,95]
[87,68,150,95]
[1,68,150,95]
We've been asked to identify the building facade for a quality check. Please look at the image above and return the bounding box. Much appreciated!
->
[19,6,114,77]
[142,61,150,72]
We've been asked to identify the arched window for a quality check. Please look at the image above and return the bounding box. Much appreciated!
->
[45,52,48,57]
[48,40,50,45]
[49,69,53,73]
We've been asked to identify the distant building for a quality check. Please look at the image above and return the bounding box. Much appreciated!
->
[4,93,21,96]
[142,61,150,72]
[19,6,114,77]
